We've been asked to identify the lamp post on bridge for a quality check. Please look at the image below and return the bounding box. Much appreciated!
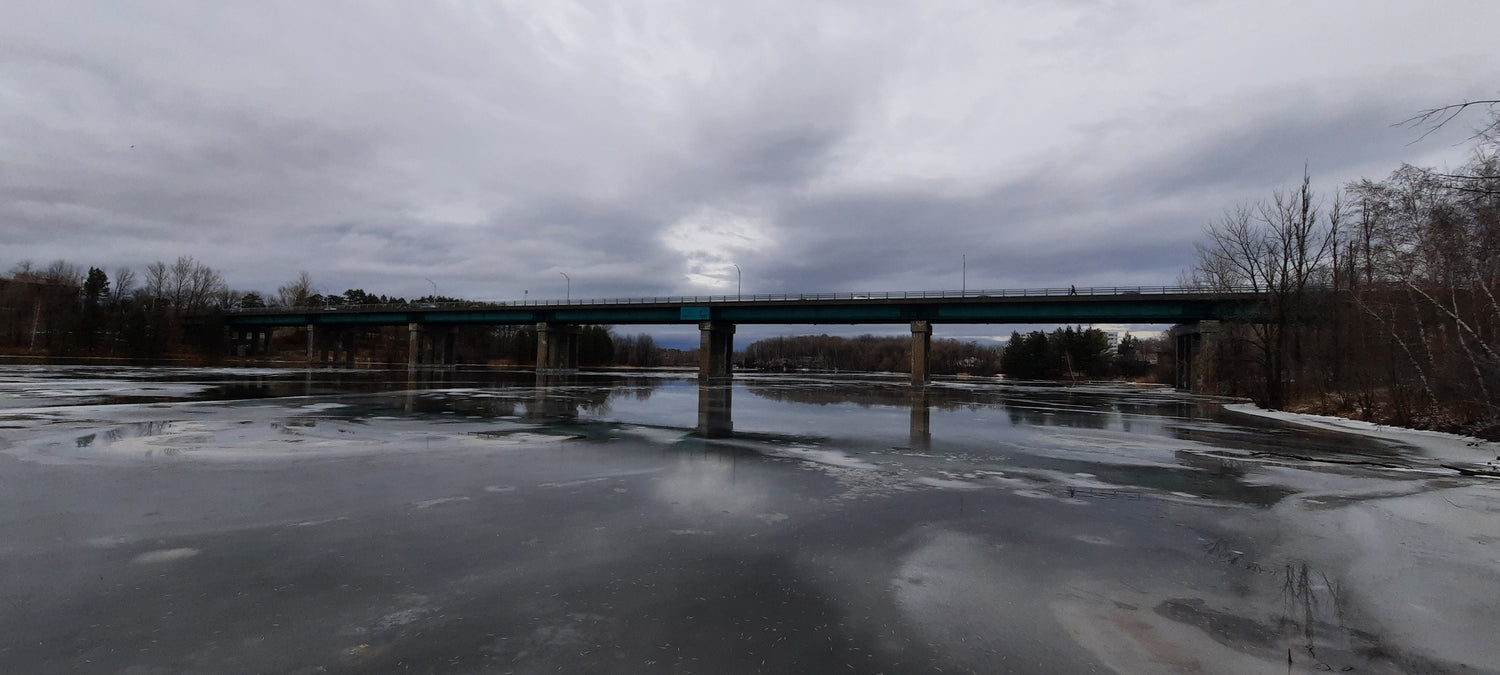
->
[424,277,437,300]
[559,272,570,302]
[961,255,966,294]
[732,263,741,300]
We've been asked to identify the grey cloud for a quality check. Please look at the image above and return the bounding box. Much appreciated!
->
[3,1,1497,326]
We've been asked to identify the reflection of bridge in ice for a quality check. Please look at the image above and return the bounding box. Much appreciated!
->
[481,373,1203,452]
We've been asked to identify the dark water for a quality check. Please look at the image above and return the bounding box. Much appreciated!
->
[0,365,1496,674]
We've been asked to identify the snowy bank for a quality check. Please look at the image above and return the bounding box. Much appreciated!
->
[1223,402,1499,470]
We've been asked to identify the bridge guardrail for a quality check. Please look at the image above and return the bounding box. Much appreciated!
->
[221,285,1264,315]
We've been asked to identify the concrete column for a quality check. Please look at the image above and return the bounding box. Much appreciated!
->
[1174,331,1190,389]
[260,329,272,356]
[1172,321,1217,391]
[306,325,316,363]
[408,323,423,368]
[344,330,356,367]
[911,321,932,385]
[536,323,581,370]
[536,323,554,369]
[443,329,457,366]
[698,321,735,379]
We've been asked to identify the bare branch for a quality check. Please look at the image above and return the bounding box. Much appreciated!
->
[1399,98,1500,142]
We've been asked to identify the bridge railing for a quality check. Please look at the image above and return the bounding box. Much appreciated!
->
[222,285,1263,315]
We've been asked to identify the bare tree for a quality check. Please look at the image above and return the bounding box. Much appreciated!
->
[111,267,136,308]
[41,260,84,287]
[277,271,315,307]
[1192,172,1335,409]
[8,260,36,280]
[142,261,168,308]
[1347,156,1500,424]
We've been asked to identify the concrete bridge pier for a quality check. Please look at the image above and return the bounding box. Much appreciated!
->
[408,324,423,368]
[408,324,457,368]
[317,330,337,364]
[339,330,356,367]
[434,328,456,366]
[699,321,735,379]
[536,323,581,371]
[1172,321,1218,391]
[313,328,353,365]
[227,328,271,357]
[306,325,317,364]
[911,321,932,386]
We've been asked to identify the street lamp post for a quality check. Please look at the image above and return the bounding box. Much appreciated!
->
[732,263,741,300]
[424,277,438,300]
[559,272,570,302]
[961,255,966,294]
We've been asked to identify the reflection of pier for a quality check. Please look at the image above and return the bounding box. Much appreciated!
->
[390,370,947,445]
[697,383,733,438]
[690,378,938,448]
[909,388,931,451]
[529,371,580,421]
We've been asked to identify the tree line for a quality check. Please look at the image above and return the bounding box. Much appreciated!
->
[2,257,1164,378]
[1188,104,1498,435]
[0,262,697,366]
[1000,327,1163,380]
[1,256,233,358]
[740,333,1002,375]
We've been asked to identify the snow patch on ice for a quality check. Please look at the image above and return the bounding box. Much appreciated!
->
[1224,403,1497,465]
[132,548,200,564]
[411,497,470,509]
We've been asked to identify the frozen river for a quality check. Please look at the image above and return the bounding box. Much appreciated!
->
[0,365,1497,674]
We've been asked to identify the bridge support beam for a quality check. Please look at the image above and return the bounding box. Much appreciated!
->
[228,328,271,357]
[911,321,932,386]
[536,323,580,371]
[408,324,457,368]
[306,325,317,364]
[408,324,423,368]
[698,321,735,379]
[1172,321,1219,391]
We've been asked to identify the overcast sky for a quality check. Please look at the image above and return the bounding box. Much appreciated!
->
[3,1,1497,344]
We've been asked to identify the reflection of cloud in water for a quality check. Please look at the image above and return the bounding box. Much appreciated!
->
[892,529,1104,672]
[651,454,778,520]
[1256,488,1500,669]
[1,404,571,464]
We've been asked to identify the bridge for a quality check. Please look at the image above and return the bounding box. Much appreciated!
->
[216,285,1261,385]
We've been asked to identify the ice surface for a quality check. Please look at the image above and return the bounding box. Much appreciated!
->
[3,367,1499,672]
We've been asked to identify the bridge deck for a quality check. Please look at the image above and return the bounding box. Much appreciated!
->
[216,286,1262,328]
